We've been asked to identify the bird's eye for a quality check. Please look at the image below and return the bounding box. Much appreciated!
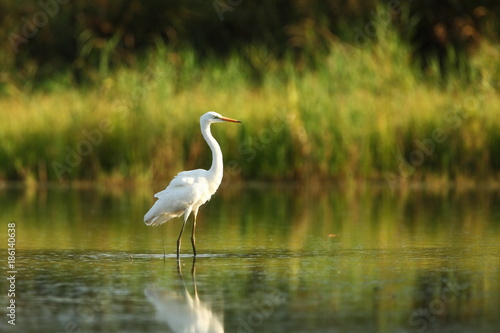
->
[213,115,218,119]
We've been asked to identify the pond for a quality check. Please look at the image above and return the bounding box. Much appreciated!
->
[0,184,499,333]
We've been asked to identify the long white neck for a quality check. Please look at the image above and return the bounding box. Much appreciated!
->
[201,121,223,185]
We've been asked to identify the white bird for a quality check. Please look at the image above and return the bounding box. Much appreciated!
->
[144,111,241,257]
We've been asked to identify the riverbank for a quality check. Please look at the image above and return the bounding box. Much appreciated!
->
[1,32,499,185]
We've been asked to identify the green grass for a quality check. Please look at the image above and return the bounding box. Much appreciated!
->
[1,27,500,186]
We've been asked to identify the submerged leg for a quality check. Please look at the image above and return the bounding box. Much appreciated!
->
[191,256,196,276]
[176,256,182,274]
[191,209,199,257]
[191,256,197,298]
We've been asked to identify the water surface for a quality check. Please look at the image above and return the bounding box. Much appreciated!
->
[1,185,499,332]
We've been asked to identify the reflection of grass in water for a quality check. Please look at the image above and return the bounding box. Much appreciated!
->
[7,186,500,332]
[1,30,500,184]
[9,185,499,259]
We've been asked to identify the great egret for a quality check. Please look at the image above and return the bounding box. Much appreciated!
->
[144,111,241,258]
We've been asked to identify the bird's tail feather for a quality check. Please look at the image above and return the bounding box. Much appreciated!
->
[144,214,173,226]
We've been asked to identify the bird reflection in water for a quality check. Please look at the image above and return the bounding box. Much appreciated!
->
[145,258,224,333]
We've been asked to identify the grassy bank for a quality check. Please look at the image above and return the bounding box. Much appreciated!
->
[1,29,500,186]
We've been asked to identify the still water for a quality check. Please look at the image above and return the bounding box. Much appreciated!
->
[0,184,499,333]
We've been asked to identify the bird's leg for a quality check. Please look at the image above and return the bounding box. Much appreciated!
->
[191,256,196,277]
[191,210,198,257]
[191,256,198,300]
[177,218,188,259]
[176,257,182,275]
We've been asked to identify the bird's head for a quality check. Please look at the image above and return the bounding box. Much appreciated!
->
[202,111,241,124]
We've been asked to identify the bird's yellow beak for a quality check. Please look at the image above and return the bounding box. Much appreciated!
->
[219,116,241,123]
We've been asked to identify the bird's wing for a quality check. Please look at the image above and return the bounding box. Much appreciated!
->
[144,185,197,225]
[144,169,211,226]
[154,169,205,198]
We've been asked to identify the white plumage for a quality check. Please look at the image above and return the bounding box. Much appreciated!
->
[144,112,241,257]
[144,170,213,226]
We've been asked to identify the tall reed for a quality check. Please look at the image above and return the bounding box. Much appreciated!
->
[0,27,499,185]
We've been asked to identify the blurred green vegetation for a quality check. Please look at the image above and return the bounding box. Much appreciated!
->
[0,1,499,184]
[1,0,499,85]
